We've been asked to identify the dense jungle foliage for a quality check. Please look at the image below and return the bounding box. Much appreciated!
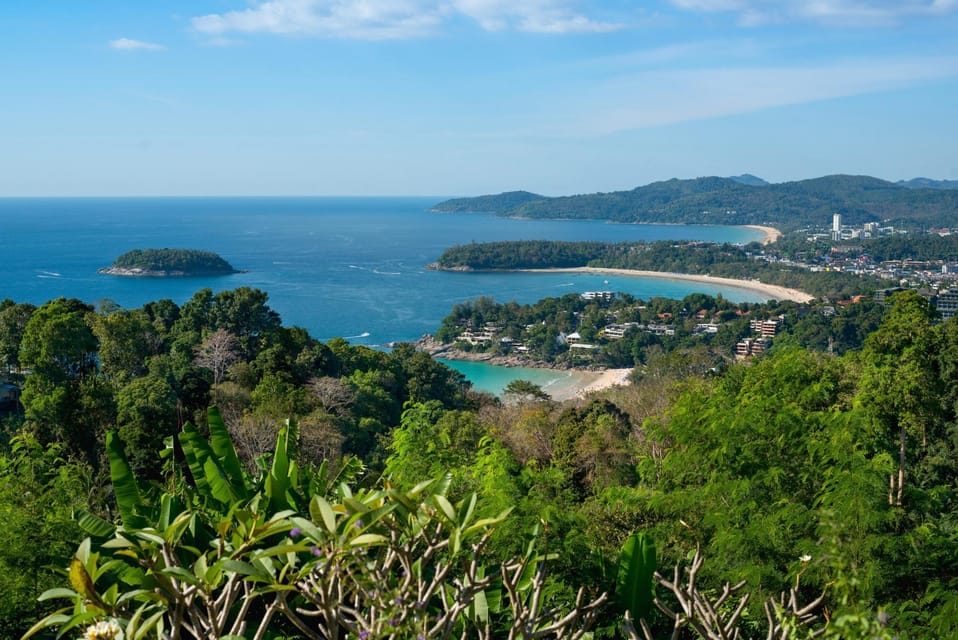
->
[1,288,957,639]
[432,174,958,230]
[858,233,958,262]
[108,249,238,275]
[435,240,879,298]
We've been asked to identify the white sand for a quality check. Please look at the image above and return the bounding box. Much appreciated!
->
[539,368,633,402]
[522,267,814,303]
[741,225,782,245]
[574,368,633,398]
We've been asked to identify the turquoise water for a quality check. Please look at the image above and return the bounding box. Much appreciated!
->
[438,359,589,398]
[0,197,764,391]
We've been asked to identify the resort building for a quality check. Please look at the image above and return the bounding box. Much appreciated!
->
[735,337,768,359]
[582,291,615,302]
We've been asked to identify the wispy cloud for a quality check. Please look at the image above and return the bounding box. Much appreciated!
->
[191,0,621,40]
[670,0,958,26]
[109,37,165,51]
[566,55,958,135]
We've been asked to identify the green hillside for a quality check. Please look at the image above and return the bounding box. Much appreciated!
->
[433,174,958,230]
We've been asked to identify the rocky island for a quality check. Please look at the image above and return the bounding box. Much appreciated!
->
[98,249,241,277]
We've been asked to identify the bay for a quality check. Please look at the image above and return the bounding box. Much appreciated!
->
[0,197,764,392]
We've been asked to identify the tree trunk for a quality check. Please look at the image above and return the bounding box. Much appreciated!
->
[897,425,906,506]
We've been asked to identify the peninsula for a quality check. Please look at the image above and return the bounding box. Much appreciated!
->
[427,239,875,299]
[98,249,240,277]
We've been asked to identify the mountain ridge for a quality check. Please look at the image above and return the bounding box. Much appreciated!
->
[433,174,958,230]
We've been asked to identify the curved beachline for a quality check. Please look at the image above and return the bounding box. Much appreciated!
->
[519,266,814,303]
[741,224,782,245]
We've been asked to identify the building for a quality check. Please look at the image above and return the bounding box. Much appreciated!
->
[735,337,768,359]
[937,290,958,321]
[582,291,615,302]
[749,319,779,338]
[646,323,675,336]
[832,213,842,241]
[602,322,640,340]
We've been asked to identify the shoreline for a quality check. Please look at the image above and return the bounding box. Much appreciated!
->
[741,224,782,245]
[518,267,813,303]
[423,338,632,401]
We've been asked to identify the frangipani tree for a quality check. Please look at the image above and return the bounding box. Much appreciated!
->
[26,408,606,640]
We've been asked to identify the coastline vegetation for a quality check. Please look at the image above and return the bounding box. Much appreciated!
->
[1,287,957,638]
[432,291,883,368]
[434,239,879,298]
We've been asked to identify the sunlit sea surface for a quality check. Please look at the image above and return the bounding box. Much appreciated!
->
[0,197,764,393]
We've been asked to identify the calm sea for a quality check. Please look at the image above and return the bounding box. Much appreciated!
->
[0,197,763,393]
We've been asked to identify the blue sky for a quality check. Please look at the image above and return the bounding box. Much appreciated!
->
[2,0,957,196]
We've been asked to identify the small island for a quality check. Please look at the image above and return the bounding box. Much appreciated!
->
[98,249,241,277]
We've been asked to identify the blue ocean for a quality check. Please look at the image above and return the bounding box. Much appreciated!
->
[0,197,763,392]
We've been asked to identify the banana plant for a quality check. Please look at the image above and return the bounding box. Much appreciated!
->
[617,532,657,628]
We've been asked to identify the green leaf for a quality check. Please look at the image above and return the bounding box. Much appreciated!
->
[106,431,146,529]
[74,507,116,538]
[133,609,167,640]
[616,532,656,624]
[207,406,249,499]
[349,533,388,546]
[434,494,457,524]
[310,495,338,534]
[328,456,364,492]
[469,589,489,623]
[203,455,242,505]
[160,566,203,586]
[37,588,79,602]
[266,423,293,513]
[179,422,214,500]
[221,559,273,582]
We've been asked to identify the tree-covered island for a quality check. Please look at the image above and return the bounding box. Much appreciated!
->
[98,248,241,277]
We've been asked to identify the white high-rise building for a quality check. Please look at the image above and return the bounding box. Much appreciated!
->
[832,213,842,240]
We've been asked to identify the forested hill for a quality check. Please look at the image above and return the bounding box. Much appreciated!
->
[430,190,545,213]
[99,248,239,276]
[432,174,958,230]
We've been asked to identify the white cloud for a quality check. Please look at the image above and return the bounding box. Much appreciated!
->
[191,0,620,39]
[574,55,958,135]
[670,0,958,25]
[109,38,165,51]
[451,0,621,33]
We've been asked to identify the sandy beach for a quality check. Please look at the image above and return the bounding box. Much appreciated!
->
[550,368,633,401]
[742,224,782,245]
[522,266,814,303]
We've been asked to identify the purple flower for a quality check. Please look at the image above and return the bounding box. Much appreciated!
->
[355,519,364,529]
[311,546,322,557]
[289,527,302,538]
[418,636,425,640]
[394,596,402,605]
[358,631,371,640]
[878,611,890,626]
[388,619,398,627]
